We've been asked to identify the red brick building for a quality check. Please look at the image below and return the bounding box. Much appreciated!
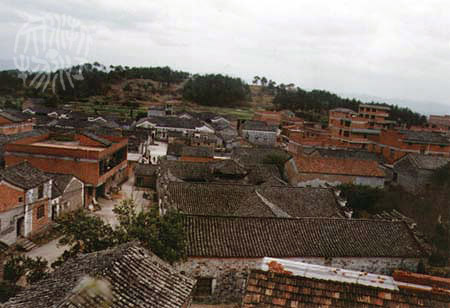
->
[328,105,394,149]
[4,132,128,205]
[429,114,450,129]
[368,129,450,164]
[0,112,34,135]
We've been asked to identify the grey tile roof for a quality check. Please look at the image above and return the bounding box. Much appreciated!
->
[0,111,23,123]
[135,163,158,176]
[407,154,450,170]
[4,243,196,308]
[166,182,341,218]
[182,215,425,258]
[46,173,76,199]
[242,120,277,132]
[136,116,203,129]
[400,130,450,145]
[0,161,50,190]
[167,144,213,158]
[313,148,382,162]
[232,147,291,166]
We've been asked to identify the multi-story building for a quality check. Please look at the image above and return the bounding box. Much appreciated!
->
[328,105,394,149]
[368,129,450,164]
[429,114,450,129]
[0,161,52,244]
[4,131,128,205]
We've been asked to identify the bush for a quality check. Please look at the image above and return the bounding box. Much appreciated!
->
[3,255,48,284]
[338,184,383,216]
[0,281,22,303]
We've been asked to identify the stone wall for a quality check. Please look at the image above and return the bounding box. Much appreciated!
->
[175,256,420,303]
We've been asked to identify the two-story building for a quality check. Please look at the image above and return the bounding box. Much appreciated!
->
[4,132,128,206]
[0,161,52,244]
[0,112,34,135]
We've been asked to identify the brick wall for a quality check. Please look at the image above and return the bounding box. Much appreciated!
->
[30,200,50,236]
[0,183,24,212]
[176,256,420,304]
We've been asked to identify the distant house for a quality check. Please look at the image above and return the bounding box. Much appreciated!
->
[232,146,291,166]
[159,182,348,218]
[4,243,197,308]
[240,120,277,146]
[0,111,34,135]
[285,155,385,188]
[134,163,158,190]
[147,105,167,117]
[0,162,52,244]
[47,173,84,218]
[393,154,450,193]
[166,144,214,162]
[252,110,282,126]
[135,116,213,141]
[175,215,425,303]
[242,258,450,308]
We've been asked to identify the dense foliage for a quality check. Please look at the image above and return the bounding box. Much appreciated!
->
[337,184,384,216]
[183,74,251,106]
[55,199,185,265]
[0,63,189,101]
[273,88,426,126]
[3,255,48,284]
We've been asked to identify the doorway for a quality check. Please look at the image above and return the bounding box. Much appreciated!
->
[16,217,24,237]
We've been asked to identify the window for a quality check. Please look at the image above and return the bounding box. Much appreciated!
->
[194,277,213,297]
[18,197,23,203]
[37,205,45,219]
[38,185,44,199]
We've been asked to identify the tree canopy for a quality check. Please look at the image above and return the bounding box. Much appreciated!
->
[182,73,251,107]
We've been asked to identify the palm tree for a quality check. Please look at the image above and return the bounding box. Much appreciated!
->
[253,76,260,85]
[260,76,267,87]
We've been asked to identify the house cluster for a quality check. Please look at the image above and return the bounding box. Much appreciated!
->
[1,99,449,307]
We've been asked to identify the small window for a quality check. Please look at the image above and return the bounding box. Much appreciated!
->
[18,197,23,203]
[37,205,45,219]
[38,185,44,199]
[195,277,213,297]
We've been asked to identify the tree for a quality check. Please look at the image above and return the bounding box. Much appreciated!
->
[337,184,383,217]
[182,74,251,107]
[55,200,186,265]
[260,76,267,87]
[252,76,260,85]
[113,199,186,264]
[3,255,48,284]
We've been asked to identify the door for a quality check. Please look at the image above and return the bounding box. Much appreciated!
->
[16,217,24,237]
[51,204,57,220]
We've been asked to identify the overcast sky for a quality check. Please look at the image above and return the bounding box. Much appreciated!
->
[1,0,450,113]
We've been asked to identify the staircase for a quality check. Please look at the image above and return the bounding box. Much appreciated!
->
[16,237,37,252]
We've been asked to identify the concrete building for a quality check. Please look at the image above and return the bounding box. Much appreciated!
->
[47,173,84,218]
[0,162,52,244]
[240,120,277,146]
[4,131,128,206]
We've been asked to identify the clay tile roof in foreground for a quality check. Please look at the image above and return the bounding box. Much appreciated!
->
[3,243,196,308]
[294,155,385,177]
[243,266,450,307]
[182,215,425,258]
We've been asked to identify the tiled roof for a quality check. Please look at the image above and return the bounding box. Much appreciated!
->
[406,154,450,170]
[167,182,265,216]
[0,111,23,123]
[257,186,341,218]
[294,156,385,177]
[0,161,50,190]
[182,215,425,258]
[242,120,277,132]
[329,108,357,114]
[135,163,158,176]
[4,243,196,308]
[136,116,203,129]
[313,148,382,162]
[167,144,213,158]
[400,130,450,145]
[232,147,291,166]
[166,182,341,218]
[46,173,76,199]
[243,268,450,307]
